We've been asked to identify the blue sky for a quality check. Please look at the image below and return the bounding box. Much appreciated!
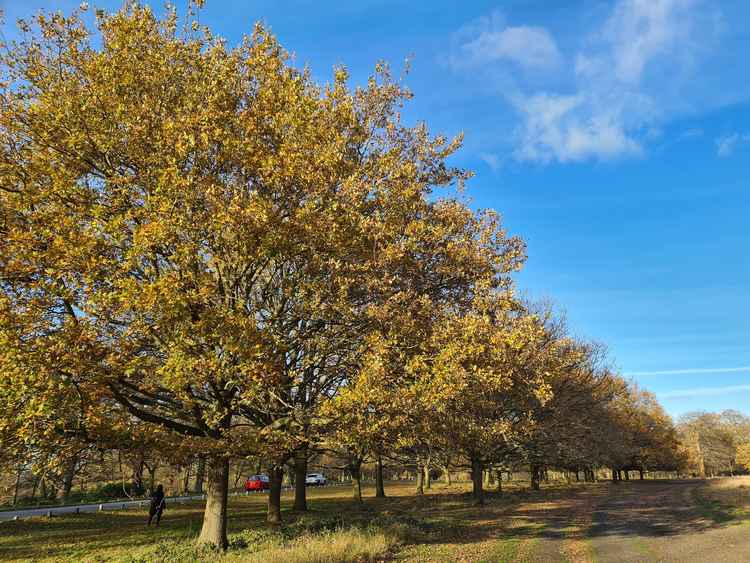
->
[3,0,749,420]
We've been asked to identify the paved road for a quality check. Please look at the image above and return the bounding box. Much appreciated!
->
[0,493,212,522]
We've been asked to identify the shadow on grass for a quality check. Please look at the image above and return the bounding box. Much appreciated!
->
[3,480,748,561]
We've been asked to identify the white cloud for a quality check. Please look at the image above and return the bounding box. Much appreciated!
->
[460,26,560,69]
[450,0,723,164]
[626,366,750,376]
[604,0,701,84]
[659,384,750,399]
[513,93,643,163]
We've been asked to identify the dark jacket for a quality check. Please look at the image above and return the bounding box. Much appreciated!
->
[149,488,166,512]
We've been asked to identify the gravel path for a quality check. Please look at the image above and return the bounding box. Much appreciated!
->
[586,479,750,563]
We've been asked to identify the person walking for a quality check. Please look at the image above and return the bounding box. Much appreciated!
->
[147,484,166,526]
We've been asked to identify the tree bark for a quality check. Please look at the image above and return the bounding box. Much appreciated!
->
[350,461,363,502]
[267,465,283,526]
[639,468,644,480]
[443,466,452,486]
[495,469,502,493]
[375,455,386,498]
[424,463,431,490]
[61,454,78,502]
[471,456,485,504]
[530,464,541,491]
[183,463,192,494]
[293,447,308,511]
[197,457,229,549]
[194,456,205,494]
[624,470,630,481]
[12,465,23,506]
[130,454,145,495]
[415,463,424,495]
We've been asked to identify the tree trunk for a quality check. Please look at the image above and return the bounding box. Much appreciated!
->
[375,455,386,498]
[351,461,363,502]
[424,464,431,490]
[183,463,192,494]
[471,456,484,504]
[624,470,630,481]
[146,464,157,492]
[197,457,229,549]
[639,468,644,480]
[267,465,283,526]
[12,465,23,506]
[495,469,502,493]
[194,456,205,494]
[575,470,580,482]
[530,465,541,491]
[61,454,78,503]
[293,447,308,511]
[130,454,145,495]
[612,468,619,482]
[443,466,452,486]
[415,463,424,495]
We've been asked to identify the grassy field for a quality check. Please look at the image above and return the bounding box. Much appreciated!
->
[4,478,750,562]
[0,480,585,562]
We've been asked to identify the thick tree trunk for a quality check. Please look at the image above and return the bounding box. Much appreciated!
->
[575,470,580,482]
[624,470,630,481]
[293,448,308,511]
[351,461,363,502]
[267,465,283,526]
[471,456,484,505]
[639,468,644,480]
[375,455,386,498]
[197,457,229,549]
[415,463,424,495]
[424,463,431,490]
[495,469,502,493]
[530,465,541,491]
[443,466,452,486]
[194,456,205,494]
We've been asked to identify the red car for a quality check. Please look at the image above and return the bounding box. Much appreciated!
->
[244,474,270,491]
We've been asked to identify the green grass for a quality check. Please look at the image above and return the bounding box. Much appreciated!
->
[0,481,594,562]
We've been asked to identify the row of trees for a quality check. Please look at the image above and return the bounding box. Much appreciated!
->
[0,3,683,549]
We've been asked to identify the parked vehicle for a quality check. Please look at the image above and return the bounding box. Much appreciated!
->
[305,473,327,486]
[244,474,270,491]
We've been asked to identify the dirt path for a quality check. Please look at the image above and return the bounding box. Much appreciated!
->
[550,479,750,563]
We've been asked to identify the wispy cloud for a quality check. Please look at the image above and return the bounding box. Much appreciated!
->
[715,132,750,157]
[449,11,560,71]
[625,366,750,376]
[449,0,724,164]
[479,152,503,171]
[659,384,750,399]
